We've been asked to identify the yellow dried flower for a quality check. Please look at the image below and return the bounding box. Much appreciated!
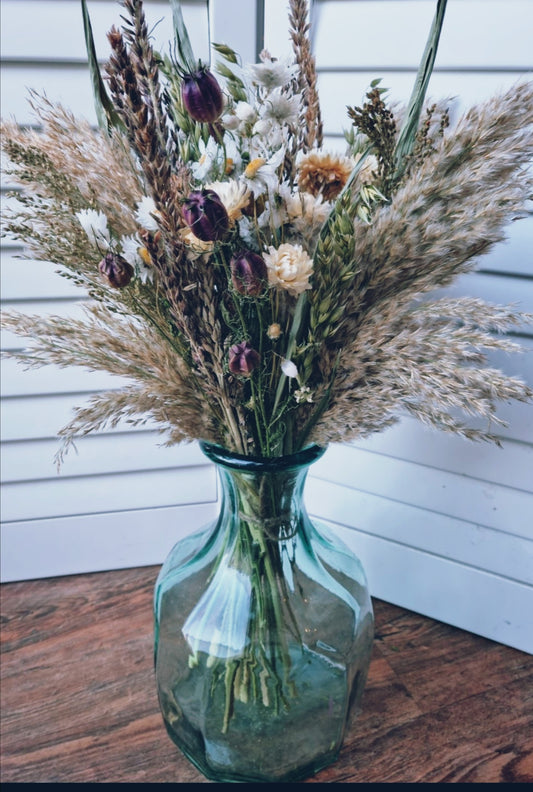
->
[267,323,282,340]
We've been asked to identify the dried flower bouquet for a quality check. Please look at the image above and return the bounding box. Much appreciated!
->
[2,2,533,777]
[2,0,532,465]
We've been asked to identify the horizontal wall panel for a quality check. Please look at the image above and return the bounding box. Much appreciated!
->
[320,519,533,654]
[307,477,533,584]
[6,66,530,129]
[0,500,218,582]
[312,445,533,539]
[350,419,533,492]
[476,215,533,277]
[0,392,151,441]
[1,434,205,483]
[1,66,97,126]
[1,463,216,522]
[1,358,129,397]
[0,0,209,62]
[1,300,90,351]
[1,256,84,300]
[313,0,533,69]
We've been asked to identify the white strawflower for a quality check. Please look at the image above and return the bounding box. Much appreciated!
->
[264,243,313,296]
[135,196,160,231]
[76,209,110,248]
[259,87,300,126]
[234,101,258,124]
[247,54,298,90]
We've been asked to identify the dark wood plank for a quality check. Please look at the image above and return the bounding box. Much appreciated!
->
[1,567,532,783]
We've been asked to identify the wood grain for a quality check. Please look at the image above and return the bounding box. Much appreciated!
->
[1,567,532,783]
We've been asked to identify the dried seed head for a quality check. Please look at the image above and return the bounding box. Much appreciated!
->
[181,67,224,124]
[228,341,261,376]
[182,189,230,242]
[98,252,134,288]
[230,250,268,296]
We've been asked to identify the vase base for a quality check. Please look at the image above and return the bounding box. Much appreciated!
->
[163,722,341,783]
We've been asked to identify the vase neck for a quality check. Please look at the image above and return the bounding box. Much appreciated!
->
[200,442,326,544]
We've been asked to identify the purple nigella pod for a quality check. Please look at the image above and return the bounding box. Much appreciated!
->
[98,252,134,288]
[230,250,268,297]
[182,189,229,242]
[181,66,224,124]
[228,341,261,376]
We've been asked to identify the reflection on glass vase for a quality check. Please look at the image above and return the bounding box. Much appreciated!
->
[154,442,374,783]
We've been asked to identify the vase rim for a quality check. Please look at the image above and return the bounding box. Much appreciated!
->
[199,441,326,471]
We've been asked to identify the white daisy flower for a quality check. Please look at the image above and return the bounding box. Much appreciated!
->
[76,209,110,248]
[190,137,222,181]
[257,198,289,231]
[135,196,160,231]
[241,147,285,197]
[120,235,153,283]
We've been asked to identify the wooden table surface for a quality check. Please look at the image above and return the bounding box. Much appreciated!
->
[1,565,532,783]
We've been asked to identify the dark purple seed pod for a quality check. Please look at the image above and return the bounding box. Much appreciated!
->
[230,250,268,297]
[98,252,134,288]
[182,189,229,242]
[228,341,261,377]
[181,66,224,124]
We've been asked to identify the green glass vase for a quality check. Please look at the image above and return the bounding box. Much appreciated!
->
[154,442,374,783]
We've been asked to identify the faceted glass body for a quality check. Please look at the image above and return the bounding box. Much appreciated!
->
[154,443,374,783]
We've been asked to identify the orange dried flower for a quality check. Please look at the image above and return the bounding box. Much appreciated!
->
[297,151,353,201]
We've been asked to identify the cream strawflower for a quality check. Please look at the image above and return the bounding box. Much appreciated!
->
[284,190,331,233]
[206,179,251,223]
[181,227,214,259]
[247,53,298,90]
[264,243,313,296]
